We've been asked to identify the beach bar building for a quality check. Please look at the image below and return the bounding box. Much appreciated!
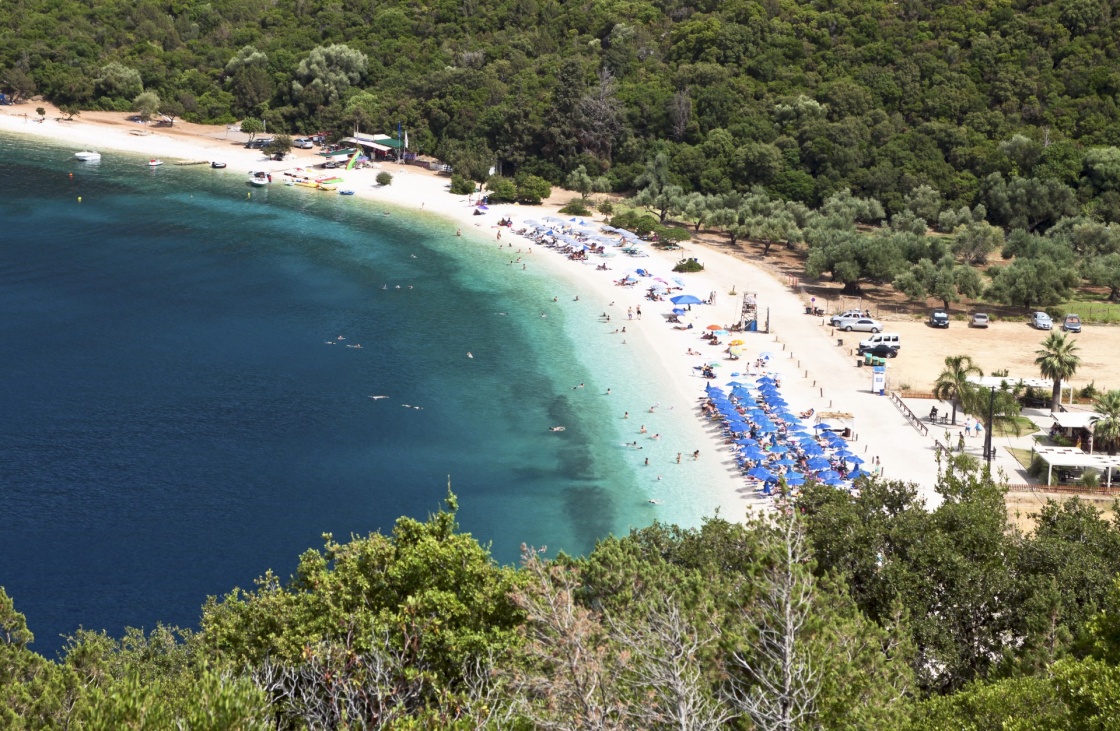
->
[341,132,403,161]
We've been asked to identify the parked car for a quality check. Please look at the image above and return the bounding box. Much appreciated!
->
[860,342,898,358]
[829,309,866,326]
[835,317,883,333]
[928,309,950,328]
[1031,311,1053,330]
[292,138,314,149]
[1062,314,1082,333]
[245,137,273,149]
[970,313,990,328]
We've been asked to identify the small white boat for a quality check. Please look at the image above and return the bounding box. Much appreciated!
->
[248,171,270,186]
[148,159,163,167]
[210,161,227,169]
[74,151,101,162]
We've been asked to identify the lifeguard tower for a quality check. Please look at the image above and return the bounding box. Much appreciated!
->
[739,292,763,332]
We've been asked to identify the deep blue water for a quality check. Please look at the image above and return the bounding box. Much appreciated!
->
[0,139,647,654]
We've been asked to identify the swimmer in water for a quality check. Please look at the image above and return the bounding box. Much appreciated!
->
[467,352,473,358]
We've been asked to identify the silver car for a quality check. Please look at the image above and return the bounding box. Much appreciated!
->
[829,309,866,326]
[836,316,883,333]
[1031,312,1052,330]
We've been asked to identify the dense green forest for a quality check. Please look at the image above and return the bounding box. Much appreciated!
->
[6,0,1120,307]
[7,465,1120,728]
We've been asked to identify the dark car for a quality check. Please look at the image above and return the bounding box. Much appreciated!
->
[1063,314,1082,333]
[929,310,950,328]
[245,137,273,149]
[860,342,898,358]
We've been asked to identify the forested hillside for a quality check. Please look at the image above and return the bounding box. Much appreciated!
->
[8,0,1120,309]
[3,0,1120,210]
[7,467,1120,728]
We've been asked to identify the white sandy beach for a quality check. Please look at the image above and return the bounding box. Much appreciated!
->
[1,104,961,519]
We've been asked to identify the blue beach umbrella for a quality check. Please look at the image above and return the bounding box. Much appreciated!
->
[775,457,797,467]
[672,307,687,315]
[769,445,790,454]
[748,466,774,481]
[671,294,703,305]
[784,472,806,486]
[823,476,846,486]
[843,455,865,465]
[807,457,831,470]
[726,380,746,387]
[814,423,834,430]
[817,470,842,481]
[849,468,871,480]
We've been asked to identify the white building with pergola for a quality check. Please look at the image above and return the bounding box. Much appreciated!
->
[1032,445,1120,487]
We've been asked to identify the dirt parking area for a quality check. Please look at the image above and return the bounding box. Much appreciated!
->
[839,320,1120,395]
[1006,491,1118,532]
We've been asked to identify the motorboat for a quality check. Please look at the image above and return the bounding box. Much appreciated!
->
[148,159,163,167]
[74,150,101,162]
[248,171,270,186]
[210,161,227,169]
[339,189,355,195]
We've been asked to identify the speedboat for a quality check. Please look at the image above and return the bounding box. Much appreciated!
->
[148,159,163,167]
[74,150,101,162]
[210,161,227,169]
[248,171,270,186]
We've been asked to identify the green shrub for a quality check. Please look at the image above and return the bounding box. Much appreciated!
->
[658,225,691,242]
[673,258,704,273]
[486,175,517,202]
[1027,454,1045,478]
[515,174,551,204]
[1080,469,1101,488]
[449,174,475,196]
[609,209,660,238]
[559,198,591,215]
[376,171,392,186]
[597,199,614,216]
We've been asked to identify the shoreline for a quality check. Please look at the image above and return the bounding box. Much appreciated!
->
[1,104,952,517]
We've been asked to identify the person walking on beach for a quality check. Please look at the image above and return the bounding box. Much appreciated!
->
[636,306,642,320]
[676,453,681,464]
[957,432,966,452]
[628,307,633,320]
[692,450,700,460]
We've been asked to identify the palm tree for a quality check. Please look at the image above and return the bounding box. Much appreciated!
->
[932,355,982,425]
[1035,332,1081,412]
[1091,390,1120,456]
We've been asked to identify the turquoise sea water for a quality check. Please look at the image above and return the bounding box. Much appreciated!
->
[0,137,732,654]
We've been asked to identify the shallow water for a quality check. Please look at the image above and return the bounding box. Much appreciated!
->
[0,139,734,654]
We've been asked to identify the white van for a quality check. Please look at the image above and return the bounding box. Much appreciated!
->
[858,333,901,352]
